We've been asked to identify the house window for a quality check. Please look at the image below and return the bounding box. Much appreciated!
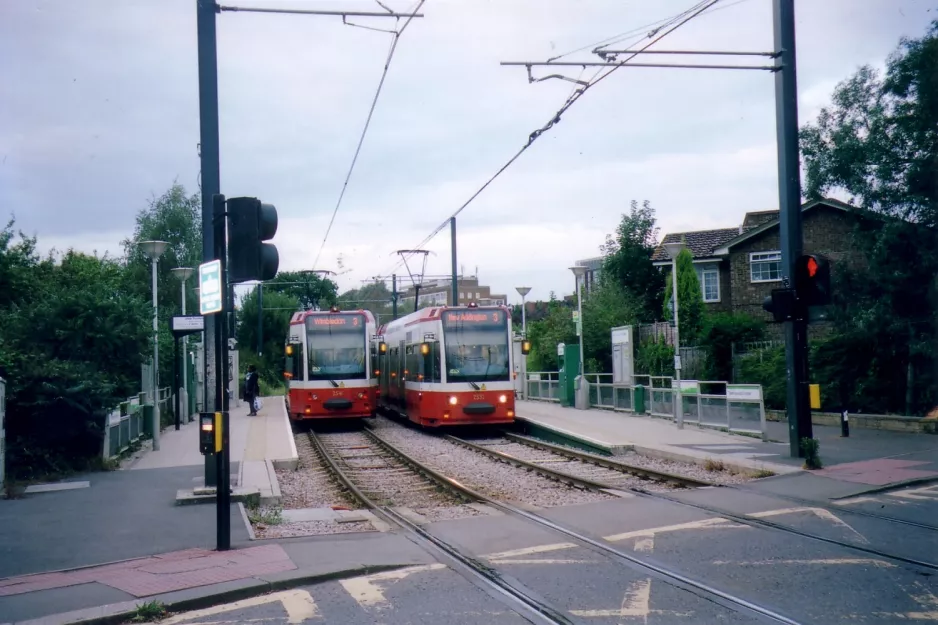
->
[750,251,782,283]
[701,269,719,302]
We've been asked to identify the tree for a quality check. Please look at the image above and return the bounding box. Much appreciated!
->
[581,280,640,373]
[601,200,665,322]
[236,287,300,386]
[797,22,938,414]
[267,271,338,311]
[662,248,706,345]
[525,301,576,372]
[0,225,150,479]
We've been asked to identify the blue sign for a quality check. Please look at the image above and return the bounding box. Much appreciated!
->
[199,260,223,315]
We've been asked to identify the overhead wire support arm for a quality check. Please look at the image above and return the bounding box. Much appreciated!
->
[502,60,778,72]
[217,5,424,18]
[593,48,780,58]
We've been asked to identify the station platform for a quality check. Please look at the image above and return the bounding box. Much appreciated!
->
[129,395,298,505]
[515,400,938,498]
[514,400,799,475]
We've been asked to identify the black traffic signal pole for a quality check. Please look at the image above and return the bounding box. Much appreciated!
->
[197,0,220,488]
[773,0,812,456]
[213,193,231,551]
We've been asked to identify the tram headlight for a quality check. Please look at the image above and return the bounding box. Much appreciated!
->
[499,394,507,403]
[358,392,364,399]
[448,396,458,406]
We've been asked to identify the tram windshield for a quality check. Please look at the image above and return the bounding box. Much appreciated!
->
[305,314,367,381]
[442,309,510,383]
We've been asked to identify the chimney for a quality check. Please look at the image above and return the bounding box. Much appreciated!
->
[739,224,743,234]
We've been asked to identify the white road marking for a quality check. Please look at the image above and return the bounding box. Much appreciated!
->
[749,507,869,543]
[339,563,446,609]
[158,589,319,624]
[832,496,880,506]
[604,517,745,542]
[482,542,578,561]
[712,558,895,568]
[889,484,938,501]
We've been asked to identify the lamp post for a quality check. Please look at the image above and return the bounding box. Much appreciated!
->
[171,267,195,426]
[515,287,531,400]
[569,266,587,410]
[663,240,685,429]
[140,240,169,450]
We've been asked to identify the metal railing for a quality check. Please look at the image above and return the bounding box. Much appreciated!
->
[525,372,560,402]
[102,387,171,460]
[523,369,766,440]
[0,377,5,486]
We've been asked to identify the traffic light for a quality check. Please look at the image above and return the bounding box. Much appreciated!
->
[762,288,797,323]
[227,197,279,283]
[521,340,532,355]
[199,412,222,455]
[794,254,831,306]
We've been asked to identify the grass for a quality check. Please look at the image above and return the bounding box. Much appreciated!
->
[259,379,286,396]
[703,458,726,472]
[750,468,777,479]
[131,600,167,622]
[247,504,284,526]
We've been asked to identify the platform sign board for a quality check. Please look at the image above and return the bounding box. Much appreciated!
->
[727,385,762,402]
[172,315,205,337]
[199,260,223,315]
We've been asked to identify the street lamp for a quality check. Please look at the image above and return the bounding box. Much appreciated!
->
[515,287,531,401]
[515,287,531,337]
[569,266,587,410]
[139,240,169,450]
[171,267,195,428]
[663,240,685,429]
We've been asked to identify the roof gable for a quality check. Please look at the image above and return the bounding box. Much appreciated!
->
[711,198,858,255]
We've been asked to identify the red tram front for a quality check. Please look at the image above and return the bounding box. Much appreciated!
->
[284,308,378,421]
[376,303,517,427]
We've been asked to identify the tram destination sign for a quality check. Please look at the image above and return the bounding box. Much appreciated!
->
[442,311,504,325]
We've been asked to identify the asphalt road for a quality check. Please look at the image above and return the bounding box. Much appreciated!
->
[157,482,938,625]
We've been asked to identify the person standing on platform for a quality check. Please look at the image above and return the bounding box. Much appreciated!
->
[244,365,260,416]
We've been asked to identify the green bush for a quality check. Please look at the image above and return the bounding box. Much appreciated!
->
[699,313,765,381]
[635,336,674,377]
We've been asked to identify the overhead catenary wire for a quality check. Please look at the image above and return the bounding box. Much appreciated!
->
[376,0,720,281]
[311,0,426,270]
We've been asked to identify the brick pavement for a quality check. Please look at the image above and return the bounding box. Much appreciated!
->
[0,544,296,598]
[814,458,938,486]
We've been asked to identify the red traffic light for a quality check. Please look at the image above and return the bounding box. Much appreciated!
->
[806,256,818,278]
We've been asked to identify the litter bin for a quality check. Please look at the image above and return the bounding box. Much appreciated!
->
[633,385,646,415]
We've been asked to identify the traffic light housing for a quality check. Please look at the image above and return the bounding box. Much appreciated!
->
[762,288,797,323]
[199,412,222,455]
[794,254,830,307]
[227,197,279,283]
[521,340,532,355]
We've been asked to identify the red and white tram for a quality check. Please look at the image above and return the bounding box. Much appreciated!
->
[376,303,518,427]
[284,308,378,421]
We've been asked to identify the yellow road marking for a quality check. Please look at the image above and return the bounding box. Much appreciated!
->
[749,507,868,543]
[711,558,895,568]
[339,563,446,609]
[158,589,318,624]
[604,517,744,542]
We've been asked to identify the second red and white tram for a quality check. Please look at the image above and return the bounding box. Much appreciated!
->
[376,303,517,426]
[284,308,378,421]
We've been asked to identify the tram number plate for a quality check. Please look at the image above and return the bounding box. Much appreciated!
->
[472,394,485,400]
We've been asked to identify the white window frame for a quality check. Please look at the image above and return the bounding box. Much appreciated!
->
[699,267,720,303]
[750,251,783,283]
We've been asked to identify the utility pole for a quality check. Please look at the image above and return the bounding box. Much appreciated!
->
[257,282,263,356]
[196,0,220,487]
[773,0,812,456]
[212,193,231,551]
[391,274,398,320]
[450,217,457,306]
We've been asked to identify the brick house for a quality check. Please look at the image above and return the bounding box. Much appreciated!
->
[651,198,858,323]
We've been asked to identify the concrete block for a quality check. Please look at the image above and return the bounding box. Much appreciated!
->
[281,508,339,523]
[175,487,260,507]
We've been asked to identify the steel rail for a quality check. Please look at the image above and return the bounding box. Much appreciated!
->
[365,427,806,625]
[502,431,714,487]
[306,430,571,625]
[448,432,938,573]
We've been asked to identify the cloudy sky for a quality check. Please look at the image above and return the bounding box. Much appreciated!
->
[1,0,932,304]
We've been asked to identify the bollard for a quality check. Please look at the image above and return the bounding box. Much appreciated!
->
[840,408,850,437]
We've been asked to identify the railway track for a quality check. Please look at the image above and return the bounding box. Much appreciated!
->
[444,430,938,573]
[352,424,806,625]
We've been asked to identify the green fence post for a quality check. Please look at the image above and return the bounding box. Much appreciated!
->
[633,385,646,415]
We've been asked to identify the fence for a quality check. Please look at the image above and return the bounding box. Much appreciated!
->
[101,386,171,461]
[525,372,560,402]
[731,340,784,382]
[525,370,766,440]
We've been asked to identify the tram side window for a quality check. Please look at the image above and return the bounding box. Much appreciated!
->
[423,342,441,383]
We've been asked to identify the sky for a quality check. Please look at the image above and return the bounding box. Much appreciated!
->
[1,0,933,305]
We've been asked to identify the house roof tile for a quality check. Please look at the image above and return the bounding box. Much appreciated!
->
[651,228,740,262]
